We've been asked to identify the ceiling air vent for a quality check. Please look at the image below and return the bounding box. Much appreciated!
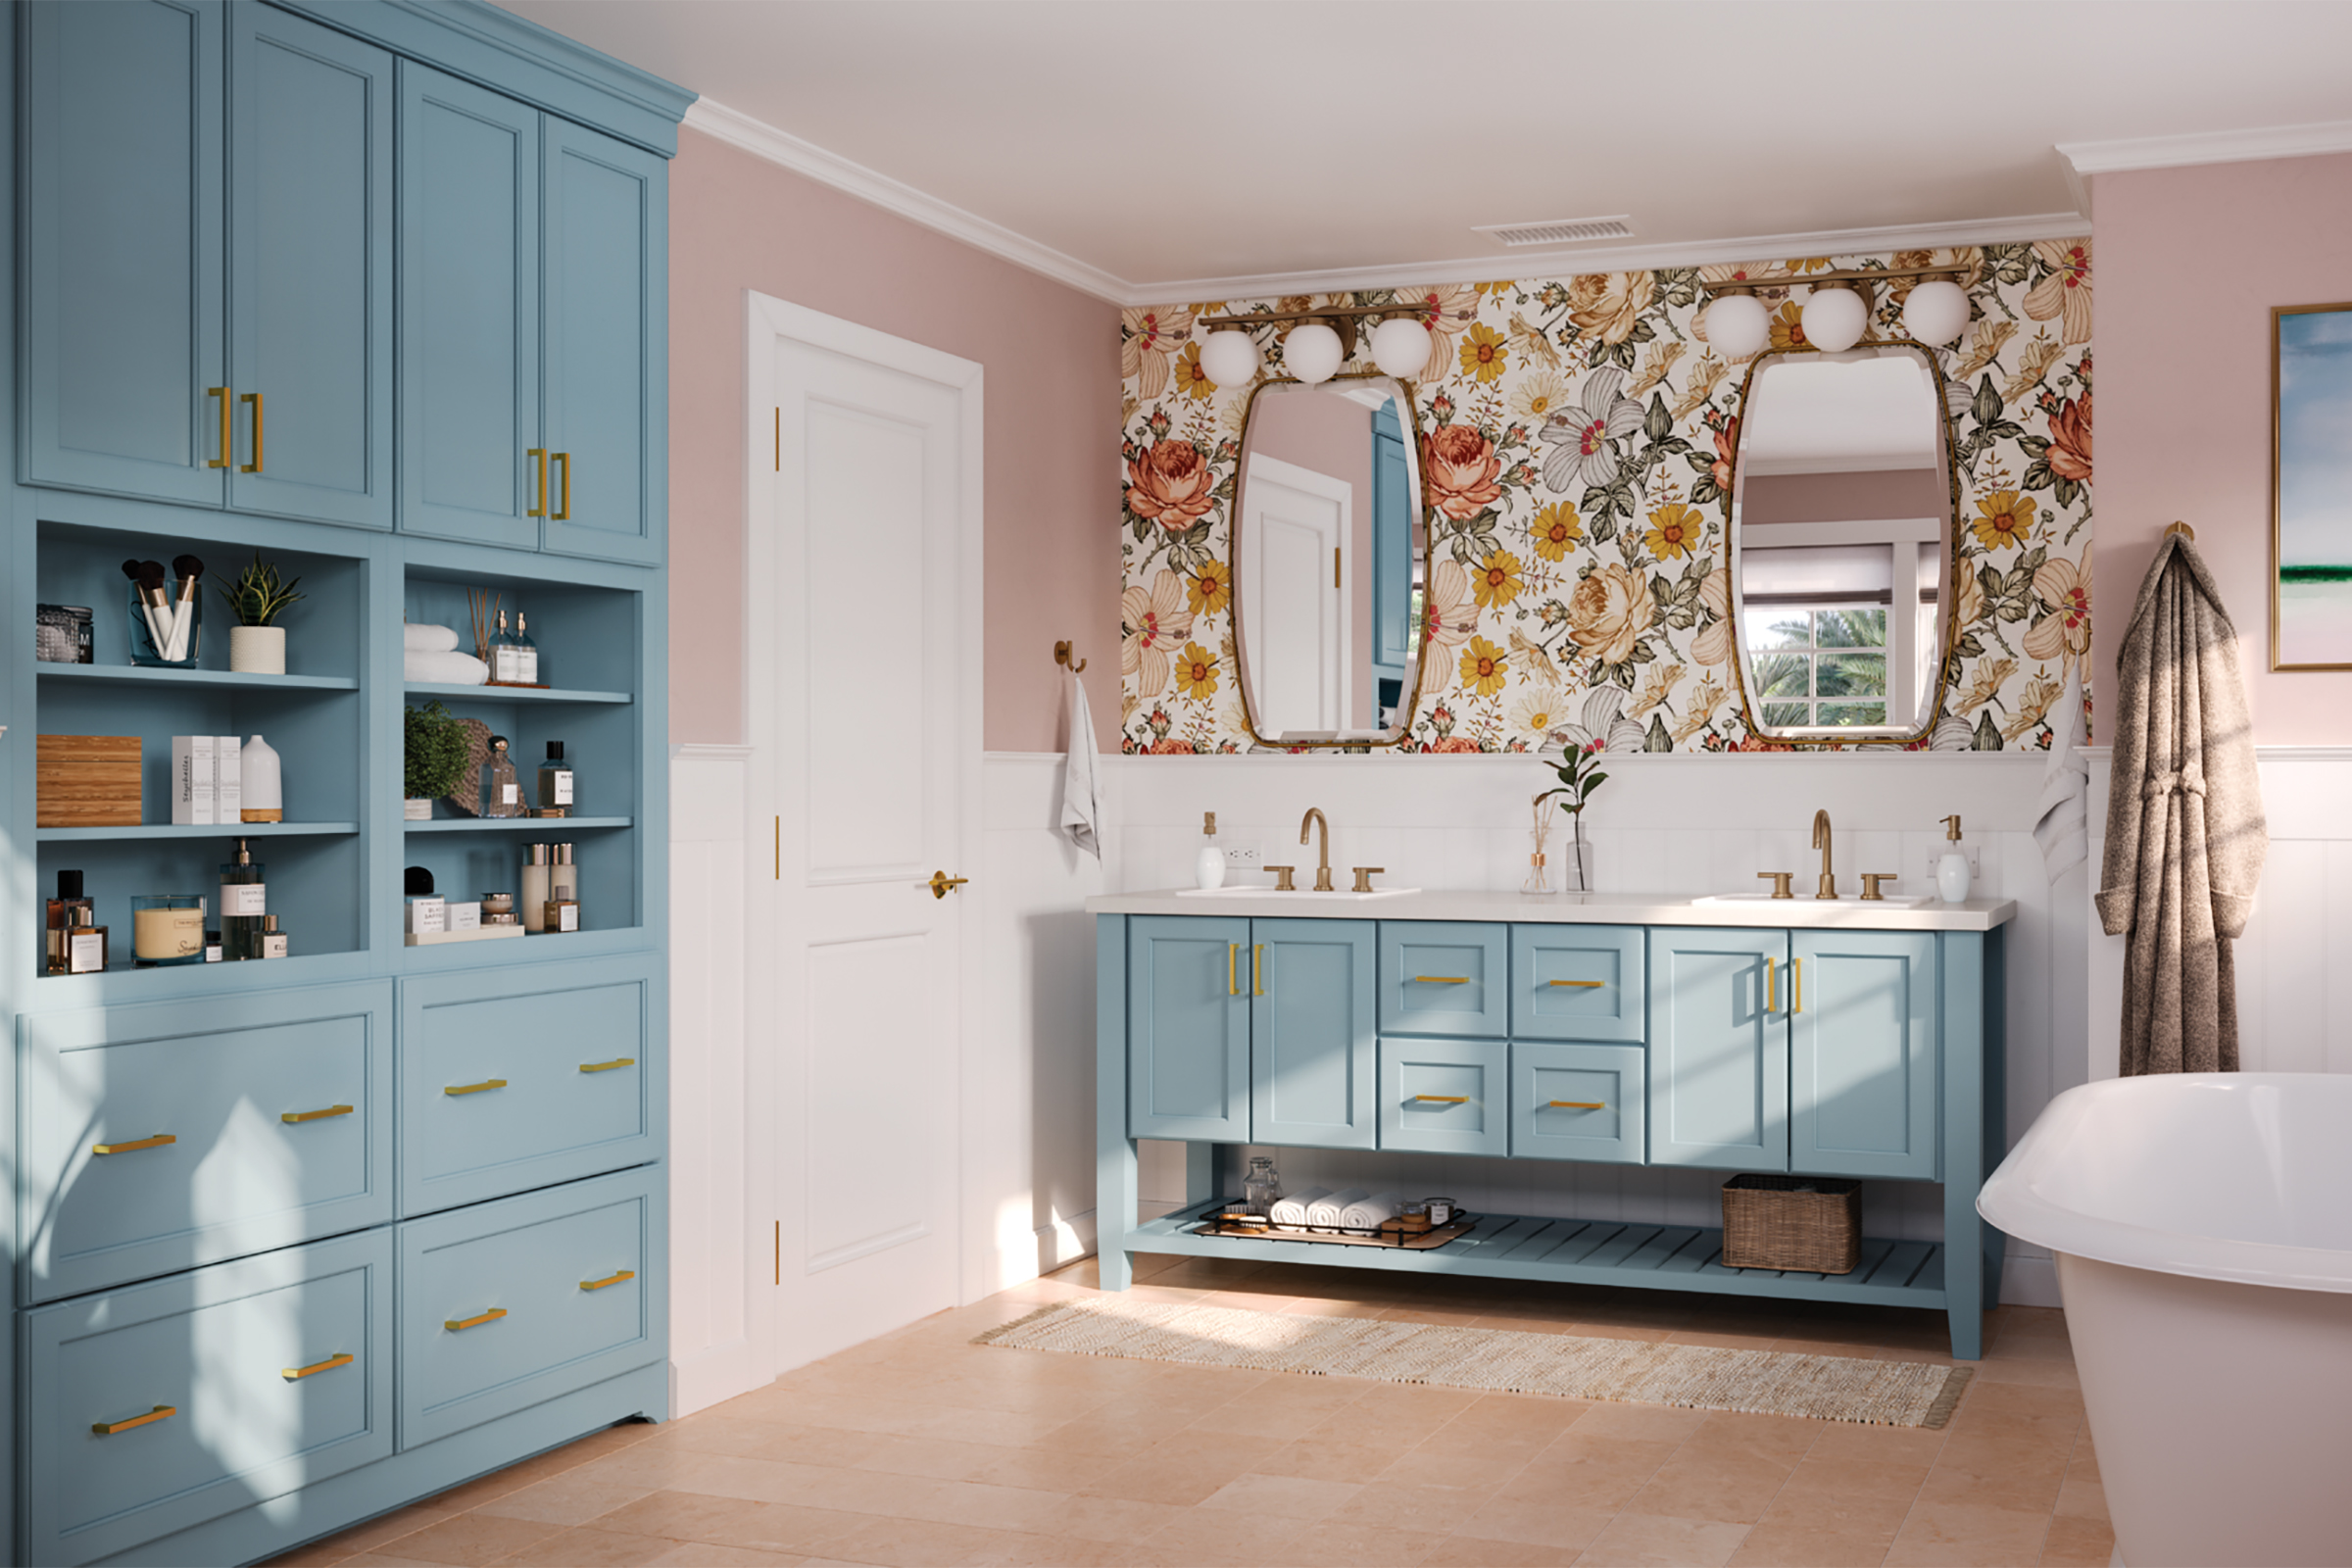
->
[1475,216,1634,248]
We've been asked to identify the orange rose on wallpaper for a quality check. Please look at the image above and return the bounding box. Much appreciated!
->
[1422,425,1503,520]
[1566,563,1653,666]
[1126,439,1217,531]
[1565,271,1656,345]
[2044,390,2091,482]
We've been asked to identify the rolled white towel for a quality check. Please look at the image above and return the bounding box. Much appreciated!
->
[1307,1188,1368,1227]
[405,649,489,686]
[1268,1187,1329,1228]
[403,622,461,654]
[1341,1192,1401,1229]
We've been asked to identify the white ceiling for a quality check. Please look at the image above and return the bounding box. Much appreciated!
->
[495,0,2352,300]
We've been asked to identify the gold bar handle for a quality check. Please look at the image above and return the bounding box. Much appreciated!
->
[1546,979,1604,989]
[92,1404,175,1437]
[282,1352,353,1382]
[553,451,570,519]
[93,1133,175,1155]
[527,448,548,517]
[1547,1100,1607,1109]
[209,387,231,467]
[579,1058,636,1074]
[1411,1094,1469,1103]
[281,1104,354,1124]
[444,1078,508,1097]
[1228,944,1238,996]
[1765,956,1778,1013]
[1792,956,1803,1015]
[240,391,264,472]
[579,1269,636,1292]
[444,1307,507,1332]
[1413,975,1470,985]
[1253,944,1265,997]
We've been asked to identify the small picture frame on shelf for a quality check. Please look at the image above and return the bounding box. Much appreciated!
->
[35,604,92,664]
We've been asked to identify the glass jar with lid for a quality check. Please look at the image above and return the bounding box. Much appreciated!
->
[1243,1156,1282,1217]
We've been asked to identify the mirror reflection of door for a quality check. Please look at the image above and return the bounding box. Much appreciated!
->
[1239,453,1349,735]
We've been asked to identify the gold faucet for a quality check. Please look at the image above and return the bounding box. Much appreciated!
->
[1812,809,1837,900]
[1299,808,1334,892]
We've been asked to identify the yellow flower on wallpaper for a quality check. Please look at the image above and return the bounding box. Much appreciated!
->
[1458,322,1508,383]
[1972,491,2036,551]
[1768,302,1809,352]
[1187,562,1232,617]
[1473,548,1524,609]
[1531,503,1584,562]
[1174,642,1220,701]
[1643,504,1702,561]
[1511,371,1570,422]
[1173,342,1214,400]
[1460,636,1508,698]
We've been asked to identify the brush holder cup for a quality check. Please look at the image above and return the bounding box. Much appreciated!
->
[127,580,200,667]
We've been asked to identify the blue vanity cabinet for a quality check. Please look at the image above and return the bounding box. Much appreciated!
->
[1379,1037,1509,1156]
[1511,1043,1646,1163]
[1647,927,1790,1171]
[1510,923,1644,1042]
[1380,920,1508,1037]
[1128,915,1252,1141]
[1250,919,1377,1150]
[1790,930,1939,1180]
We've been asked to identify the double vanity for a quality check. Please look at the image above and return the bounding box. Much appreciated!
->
[1091,878,2013,1358]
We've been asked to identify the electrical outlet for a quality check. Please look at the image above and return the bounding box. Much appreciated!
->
[1223,842,1261,869]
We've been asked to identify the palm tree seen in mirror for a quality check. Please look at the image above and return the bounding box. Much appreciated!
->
[1535,745,1608,893]
[1746,607,1887,728]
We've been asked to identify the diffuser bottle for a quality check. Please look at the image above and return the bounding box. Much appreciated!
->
[1936,814,1973,904]
[219,839,268,959]
[1195,811,1225,890]
[480,736,523,817]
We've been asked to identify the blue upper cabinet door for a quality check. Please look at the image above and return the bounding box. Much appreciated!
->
[541,117,666,564]
[1648,928,1789,1171]
[1511,923,1645,1042]
[225,3,393,528]
[399,63,541,549]
[23,0,226,505]
[1380,921,1509,1036]
[1250,918,1376,1150]
[1128,916,1250,1141]
[1790,930,1940,1180]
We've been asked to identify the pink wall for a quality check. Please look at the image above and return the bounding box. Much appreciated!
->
[1742,466,1946,527]
[2096,151,2352,743]
[1241,388,1376,727]
[667,127,1123,750]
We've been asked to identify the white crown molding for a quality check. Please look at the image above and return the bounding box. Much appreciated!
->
[2059,119,2352,182]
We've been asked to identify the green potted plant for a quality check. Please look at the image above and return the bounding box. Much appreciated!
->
[1535,745,1609,894]
[404,701,471,820]
[220,551,304,674]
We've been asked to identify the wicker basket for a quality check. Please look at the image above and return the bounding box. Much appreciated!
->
[1720,1174,1862,1274]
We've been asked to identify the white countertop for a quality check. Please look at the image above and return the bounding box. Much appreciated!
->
[1086,888,2018,931]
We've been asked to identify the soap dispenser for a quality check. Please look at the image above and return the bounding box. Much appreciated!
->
[1936,814,1973,904]
[1195,812,1226,890]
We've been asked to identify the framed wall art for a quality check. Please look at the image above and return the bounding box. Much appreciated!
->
[2274,301,2352,669]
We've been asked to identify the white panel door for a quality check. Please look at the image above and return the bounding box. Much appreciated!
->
[1240,454,1348,736]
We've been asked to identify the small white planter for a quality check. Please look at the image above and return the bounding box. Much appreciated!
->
[228,625,286,674]
[404,798,434,821]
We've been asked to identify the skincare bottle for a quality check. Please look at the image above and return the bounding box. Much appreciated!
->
[538,742,574,815]
[1195,811,1226,891]
[513,612,540,685]
[543,896,579,933]
[1936,814,1973,904]
[220,839,268,959]
[45,869,94,975]
[65,906,107,974]
[261,914,289,959]
[520,843,552,933]
[489,610,523,683]
[480,735,523,817]
[551,843,577,906]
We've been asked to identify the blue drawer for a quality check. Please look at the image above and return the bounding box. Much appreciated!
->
[1379,1037,1507,1155]
[19,982,394,1301]
[399,1165,664,1447]
[1510,925,1645,1042]
[1379,921,1508,1037]
[1511,1043,1647,1163]
[23,1228,394,1567]
[401,954,662,1214]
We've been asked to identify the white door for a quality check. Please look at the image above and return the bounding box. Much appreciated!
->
[1240,455,1349,735]
[748,296,982,1372]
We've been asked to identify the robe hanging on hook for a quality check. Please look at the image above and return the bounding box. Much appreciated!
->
[2166,520,2195,541]
[1054,640,1087,674]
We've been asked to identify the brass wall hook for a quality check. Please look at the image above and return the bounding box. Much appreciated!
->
[1054,640,1087,674]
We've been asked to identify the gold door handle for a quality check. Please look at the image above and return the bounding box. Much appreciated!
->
[1546,979,1604,989]
[553,451,570,519]
[1765,956,1778,1013]
[527,448,548,517]
[209,387,232,467]
[1792,956,1803,1014]
[1253,944,1265,997]
[240,391,264,472]
[445,1307,507,1332]
[579,1058,635,1073]
[1547,1100,1607,1109]
[579,1269,636,1292]
[92,1404,175,1436]
[282,1352,353,1382]
[927,870,968,899]
[1411,1094,1469,1103]
[93,1133,175,1155]
[444,1078,507,1096]
[1228,943,1238,996]
[281,1104,354,1124]
[1413,975,1470,985]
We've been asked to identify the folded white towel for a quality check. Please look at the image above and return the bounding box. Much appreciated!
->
[405,649,488,686]
[1057,669,1102,861]
[403,622,461,654]
[1268,1187,1329,1227]
[1340,1193,1401,1229]
[1307,1188,1368,1227]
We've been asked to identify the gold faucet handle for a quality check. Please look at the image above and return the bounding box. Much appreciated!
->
[1860,873,1898,901]
[1351,866,1385,894]
[1756,871,1794,900]
[1267,865,1297,891]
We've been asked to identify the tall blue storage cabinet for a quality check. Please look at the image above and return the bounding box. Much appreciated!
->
[3,4,691,1561]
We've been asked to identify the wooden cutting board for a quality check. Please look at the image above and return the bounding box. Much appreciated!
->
[37,734,141,826]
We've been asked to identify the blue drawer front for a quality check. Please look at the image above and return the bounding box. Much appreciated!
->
[24,1228,394,1567]
[1510,924,1645,1042]
[20,982,395,1301]
[1380,921,1508,1037]
[399,1166,663,1447]
[401,954,662,1214]
[1250,918,1377,1151]
[1511,1042,1646,1163]
[1127,915,1251,1140]
[1378,1037,1507,1155]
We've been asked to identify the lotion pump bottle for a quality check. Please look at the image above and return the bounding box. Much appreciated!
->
[1936,814,1973,904]
[1195,811,1226,890]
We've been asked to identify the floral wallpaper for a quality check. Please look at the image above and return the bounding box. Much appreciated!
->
[1118,240,2093,755]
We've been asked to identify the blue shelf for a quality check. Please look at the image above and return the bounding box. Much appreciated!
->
[405,682,632,705]
[403,815,631,833]
[37,820,362,842]
[37,662,359,692]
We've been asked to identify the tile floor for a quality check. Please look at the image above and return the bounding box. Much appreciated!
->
[269,1252,2111,1568]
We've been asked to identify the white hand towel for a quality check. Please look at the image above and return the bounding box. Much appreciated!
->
[1057,669,1102,860]
[2034,664,2088,883]
[1340,1193,1401,1229]
[403,622,462,654]
[405,649,489,686]
[1306,1188,1367,1227]
[1268,1187,1329,1227]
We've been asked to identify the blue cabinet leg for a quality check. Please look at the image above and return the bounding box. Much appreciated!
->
[1942,930,1987,1360]
[1096,914,1136,1292]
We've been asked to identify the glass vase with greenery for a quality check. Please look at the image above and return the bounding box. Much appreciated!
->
[1535,745,1609,893]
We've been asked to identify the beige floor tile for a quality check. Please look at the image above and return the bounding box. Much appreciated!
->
[295,1505,462,1561]
[1418,1536,1583,1567]
[1624,1448,1796,1526]
[645,1544,811,1567]
[841,1433,1011,1483]
[1804,1419,1949,1468]
[2038,1513,2117,1566]
[660,1418,891,1470]
[691,1501,874,1556]
[1729,1522,1901,1566]
[1575,1511,1751,1568]
[956,1444,1127,1494]
[1258,1432,1421,1484]
[899,1480,1074,1535]
[1513,1434,1678,1511]
[369,1512,562,1566]
[1126,1506,1297,1567]
[591,1492,777,1544]
[472,1465,663,1527]
[1884,1500,2057,1566]
[1196,1472,1364,1520]
[1680,1410,1823,1465]
[806,1513,1039,1567]
[263,1544,360,1568]
[1265,1518,1446,1567]
[1452,1491,1615,1550]
[491,1527,680,1567]
[2053,1476,2105,1520]
[1565,1400,1709,1446]
[1030,1494,1189,1544]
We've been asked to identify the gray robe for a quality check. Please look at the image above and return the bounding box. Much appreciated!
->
[2096,533,2266,1074]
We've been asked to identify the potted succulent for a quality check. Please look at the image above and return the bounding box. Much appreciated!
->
[404,701,471,820]
[220,551,304,674]
[1535,745,1609,894]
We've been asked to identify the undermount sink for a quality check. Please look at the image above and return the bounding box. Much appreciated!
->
[1691,892,1936,909]
[1175,886,1419,901]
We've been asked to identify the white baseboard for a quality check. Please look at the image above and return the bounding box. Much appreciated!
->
[1037,1209,1098,1273]
[669,1338,766,1418]
[2000,1252,2063,1309]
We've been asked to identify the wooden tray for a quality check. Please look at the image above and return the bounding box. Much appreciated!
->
[1189,1212,1479,1250]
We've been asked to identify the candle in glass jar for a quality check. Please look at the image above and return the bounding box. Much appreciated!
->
[131,896,206,966]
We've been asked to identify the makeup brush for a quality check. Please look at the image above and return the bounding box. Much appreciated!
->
[168,554,204,662]
[122,559,171,656]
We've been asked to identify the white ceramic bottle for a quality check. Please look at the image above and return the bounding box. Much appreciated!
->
[1936,813,1973,904]
[1195,811,1226,890]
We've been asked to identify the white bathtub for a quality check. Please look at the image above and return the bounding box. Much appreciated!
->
[1980,1073,2352,1568]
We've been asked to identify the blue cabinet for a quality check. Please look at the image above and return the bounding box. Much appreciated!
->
[1127,915,1250,1140]
[1511,1042,1646,1163]
[1250,918,1376,1150]
[1510,923,1644,1042]
[1790,930,1939,1180]
[1647,927,1789,1171]
[1379,1036,1508,1155]
[1380,920,1508,1036]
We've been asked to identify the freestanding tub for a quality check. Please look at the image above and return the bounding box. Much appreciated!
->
[1980,1073,2352,1568]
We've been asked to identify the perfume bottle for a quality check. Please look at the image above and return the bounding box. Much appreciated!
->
[479,735,523,817]
[45,868,93,975]
[261,914,289,958]
[219,839,268,960]
[512,611,540,684]
[538,742,574,814]
[64,906,107,974]
[520,843,552,933]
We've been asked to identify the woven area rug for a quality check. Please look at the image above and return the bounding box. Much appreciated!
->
[976,1297,1972,1429]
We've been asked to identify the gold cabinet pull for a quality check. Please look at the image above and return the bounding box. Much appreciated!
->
[1765,956,1778,1013]
[240,391,264,472]
[527,448,548,517]
[445,1307,507,1332]
[579,1269,636,1292]
[444,1078,507,1097]
[1413,975,1470,985]
[552,451,570,519]
[282,1352,353,1382]
[1547,1100,1607,1109]
[209,387,232,467]
[1546,979,1605,989]
[1253,944,1266,997]
[281,1104,354,1124]
[93,1133,175,1155]
[1228,943,1238,996]
[1792,956,1803,1014]
[92,1404,175,1436]
[1411,1094,1469,1103]
[579,1058,635,1073]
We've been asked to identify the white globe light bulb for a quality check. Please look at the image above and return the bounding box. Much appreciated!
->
[1901,279,1971,346]
[1801,286,1868,354]
[1197,328,1261,389]
[1282,321,1345,385]
[1704,294,1770,361]
[1369,316,1432,380]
